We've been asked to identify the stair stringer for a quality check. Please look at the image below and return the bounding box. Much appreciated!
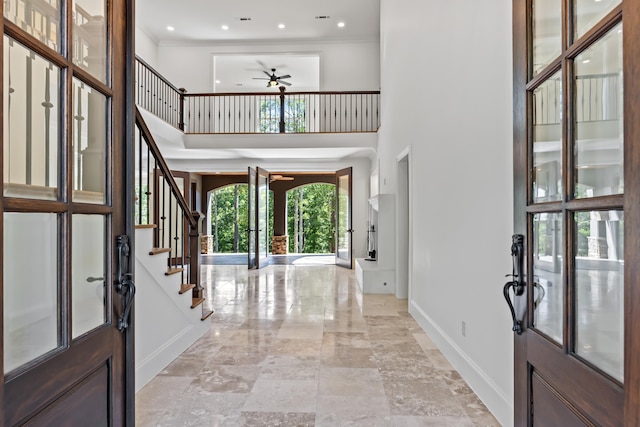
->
[134,227,210,392]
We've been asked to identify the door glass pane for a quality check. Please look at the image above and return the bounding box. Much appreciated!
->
[4,36,60,200]
[533,213,563,343]
[574,24,623,199]
[574,0,621,40]
[72,214,106,338]
[4,0,61,51]
[73,0,108,83]
[574,210,623,382]
[533,71,562,203]
[3,213,59,373]
[73,78,107,204]
[258,173,268,259]
[248,169,256,268]
[337,175,350,262]
[532,0,562,76]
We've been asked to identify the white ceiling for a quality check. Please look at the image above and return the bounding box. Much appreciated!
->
[136,0,380,44]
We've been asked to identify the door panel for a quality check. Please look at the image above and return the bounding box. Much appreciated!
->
[335,167,352,268]
[2,0,132,424]
[256,167,269,268]
[248,167,257,269]
[531,373,589,427]
[26,364,110,427]
[512,1,634,425]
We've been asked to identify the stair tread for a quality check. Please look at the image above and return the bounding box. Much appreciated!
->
[149,247,172,256]
[179,283,196,294]
[201,309,214,321]
[191,297,205,309]
[135,224,157,229]
[165,267,184,276]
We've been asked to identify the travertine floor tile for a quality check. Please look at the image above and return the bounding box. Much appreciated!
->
[135,264,500,427]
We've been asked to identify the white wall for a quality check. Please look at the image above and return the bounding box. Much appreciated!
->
[135,26,159,68]
[155,41,380,93]
[379,0,514,425]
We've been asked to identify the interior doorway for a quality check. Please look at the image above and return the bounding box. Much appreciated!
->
[396,148,411,300]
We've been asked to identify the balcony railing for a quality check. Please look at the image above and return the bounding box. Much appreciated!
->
[135,56,380,134]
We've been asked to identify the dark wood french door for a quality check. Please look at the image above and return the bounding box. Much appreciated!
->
[247,167,269,269]
[335,167,353,268]
[1,0,133,425]
[248,167,257,269]
[512,0,640,424]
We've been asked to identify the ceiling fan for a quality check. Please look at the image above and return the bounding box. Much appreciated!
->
[270,174,294,183]
[253,68,292,87]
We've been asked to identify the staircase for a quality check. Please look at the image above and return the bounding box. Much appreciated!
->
[134,108,213,391]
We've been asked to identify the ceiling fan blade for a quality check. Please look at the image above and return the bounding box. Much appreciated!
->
[279,80,292,86]
[263,70,272,77]
[252,77,270,80]
[257,60,269,70]
[277,74,291,79]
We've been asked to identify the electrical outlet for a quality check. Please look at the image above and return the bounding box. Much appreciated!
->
[461,321,466,337]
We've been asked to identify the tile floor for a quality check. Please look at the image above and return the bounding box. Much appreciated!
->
[136,264,500,426]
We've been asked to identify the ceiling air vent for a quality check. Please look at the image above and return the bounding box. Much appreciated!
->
[315,16,331,20]
[238,17,252,21]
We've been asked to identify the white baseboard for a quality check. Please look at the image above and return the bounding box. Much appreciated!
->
[135,321,209,393]
[410,301,513,427]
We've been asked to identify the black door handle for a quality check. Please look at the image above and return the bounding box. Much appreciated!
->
[503,234,525,334]
[116,235,136,332]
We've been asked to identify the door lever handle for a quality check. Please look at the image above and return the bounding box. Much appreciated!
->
[504,281,522,334]
[117,274,136,331]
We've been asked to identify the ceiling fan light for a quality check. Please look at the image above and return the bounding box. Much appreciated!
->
[269,80,278,87]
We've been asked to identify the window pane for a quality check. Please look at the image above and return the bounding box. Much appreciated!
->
[574,24,623,198]
[72,78,107,204]
[574,210,623,383]
[4,0,61,51]
[72,215,107,338]
[337,175,350,261]
[532,0,562,76]
[574,0,621,40]
[258,174,268,258]
[533,213,563,344]
[3,213,59,373]
[73,0,108,83]
[533,71,563,203]
[4,36,60,200]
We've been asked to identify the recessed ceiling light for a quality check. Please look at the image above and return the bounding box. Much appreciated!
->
[166,26,175,31]
[215,80,221,84]
[278,24,286,29]
[221,25,229,30]
[582,58,591,63]
[338,22,345,28]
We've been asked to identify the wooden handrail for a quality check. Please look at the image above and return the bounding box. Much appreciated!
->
[135,107,197,229]
[183,90,381,97]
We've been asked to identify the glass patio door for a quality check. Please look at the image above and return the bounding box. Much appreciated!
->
[335,167,352,268]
